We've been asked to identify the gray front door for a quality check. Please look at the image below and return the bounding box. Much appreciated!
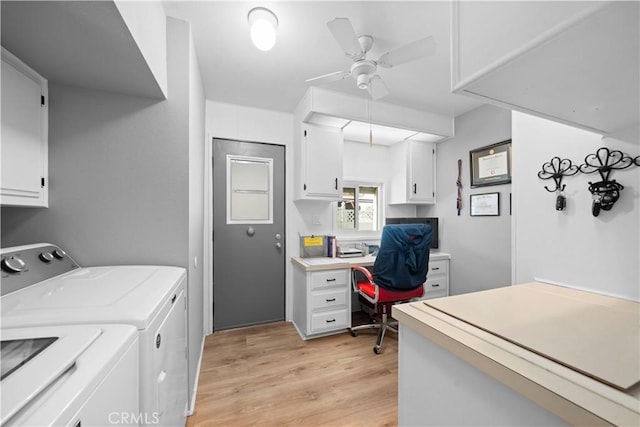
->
[212,138,285,330]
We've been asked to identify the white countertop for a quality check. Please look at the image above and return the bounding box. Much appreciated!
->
[291,251,451,272]
[393,282,640,426]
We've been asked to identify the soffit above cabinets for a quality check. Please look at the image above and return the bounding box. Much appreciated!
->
[452,1,639,136]
[1,1,167,99]
[296,88,453,146]
[307,113,446,146]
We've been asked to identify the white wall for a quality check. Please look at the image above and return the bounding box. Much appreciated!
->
[184,18,206,413]
[512,112,639,300]
[418,104,512,295]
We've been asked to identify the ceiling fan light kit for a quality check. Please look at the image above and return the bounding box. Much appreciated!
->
[306,17,436,100]
[248,7,278,51]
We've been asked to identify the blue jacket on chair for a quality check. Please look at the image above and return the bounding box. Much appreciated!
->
[372,223,432,291]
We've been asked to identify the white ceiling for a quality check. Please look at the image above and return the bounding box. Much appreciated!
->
[163,1,483,116]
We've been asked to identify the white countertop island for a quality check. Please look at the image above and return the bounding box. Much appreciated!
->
[392,282,640,426]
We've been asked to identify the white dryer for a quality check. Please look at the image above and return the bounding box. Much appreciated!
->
[1,324,139,427]
[1,243,188,427]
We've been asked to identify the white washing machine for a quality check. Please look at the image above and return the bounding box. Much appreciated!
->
[1,243,188,427]
[1,324,139,427]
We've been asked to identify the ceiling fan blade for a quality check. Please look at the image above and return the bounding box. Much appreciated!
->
[305,70,350,85]
[367,75,389,100]
[327,18,363,59]
[377,36,436,68]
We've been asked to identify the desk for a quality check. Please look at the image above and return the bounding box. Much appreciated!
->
[392,283,640,426]
[291,252,451,340]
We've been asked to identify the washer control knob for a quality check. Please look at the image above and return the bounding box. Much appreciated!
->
[1,256,26,273]
[39,252,55,263]
[52,249,66,260]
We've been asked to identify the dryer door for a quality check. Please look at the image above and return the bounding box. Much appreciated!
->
[152,289,188,427]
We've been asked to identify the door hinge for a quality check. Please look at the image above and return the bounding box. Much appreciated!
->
[41,177,45,188]
[41,95,45,106]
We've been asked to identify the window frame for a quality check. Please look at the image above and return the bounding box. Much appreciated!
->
[333,180,384,238]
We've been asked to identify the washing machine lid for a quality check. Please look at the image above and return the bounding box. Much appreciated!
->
[0,265,186,329]
[1,324,137,426]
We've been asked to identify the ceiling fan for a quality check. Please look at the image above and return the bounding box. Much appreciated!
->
[306,17,436,100]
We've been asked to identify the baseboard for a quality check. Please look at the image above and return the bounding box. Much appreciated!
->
[185,335,205,416]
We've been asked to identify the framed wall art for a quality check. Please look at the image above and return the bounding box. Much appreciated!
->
[470,192,500,216]
[470,140,512,187]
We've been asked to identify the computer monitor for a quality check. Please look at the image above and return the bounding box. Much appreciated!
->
[385,217,439,249]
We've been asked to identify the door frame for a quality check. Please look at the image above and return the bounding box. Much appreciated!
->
[203,135,287,334]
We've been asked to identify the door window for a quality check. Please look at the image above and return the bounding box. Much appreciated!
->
[227,155,273,224]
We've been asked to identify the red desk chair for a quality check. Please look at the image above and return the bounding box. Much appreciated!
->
[349,223,432,354]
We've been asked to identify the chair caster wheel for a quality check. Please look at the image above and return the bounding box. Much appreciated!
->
[350,329,358,337]
[373,346,382,354]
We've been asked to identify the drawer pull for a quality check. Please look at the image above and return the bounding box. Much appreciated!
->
[431,283,440,287]
[326,298,336,302]
[326,278,336,282]
[431,267,440,271]
[326,318,336,323]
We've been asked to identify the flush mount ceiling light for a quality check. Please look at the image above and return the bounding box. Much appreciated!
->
[248,7,278,51]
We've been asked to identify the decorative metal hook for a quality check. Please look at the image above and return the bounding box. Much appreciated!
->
[537,157,579,193]
[579,147,633,181]
[580,147,634,217]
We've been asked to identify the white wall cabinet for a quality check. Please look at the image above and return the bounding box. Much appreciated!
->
[295,123,343,201]
[292,266,350,339]
[389,139,436,204]
[1,47,48,207]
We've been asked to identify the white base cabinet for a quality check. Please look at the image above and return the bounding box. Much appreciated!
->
[1,47,48,207]
[422,258,449,299]
[292,266,350,339]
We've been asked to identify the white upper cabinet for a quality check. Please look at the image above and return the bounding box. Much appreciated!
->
[389,140,436,205]
[1,48,48,207]
[296,124,343,201]
[452,1,639,135]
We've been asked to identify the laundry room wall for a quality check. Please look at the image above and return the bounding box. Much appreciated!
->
[418,104,512,295]
[512,111,639,300]
[1,16,206,411]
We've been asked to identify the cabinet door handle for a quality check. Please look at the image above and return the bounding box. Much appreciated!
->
[326,298,336,302]
[326,278,336,282]
[326,318,336,323]
[335,178,338,190]
[431,283,440,287]
[413,183,417,194]
[431,267,440,271]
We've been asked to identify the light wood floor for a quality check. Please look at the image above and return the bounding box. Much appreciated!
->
[186,320,398,427]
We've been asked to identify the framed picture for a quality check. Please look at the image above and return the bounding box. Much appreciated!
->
[469,140,512,187]
[470,192,500,216]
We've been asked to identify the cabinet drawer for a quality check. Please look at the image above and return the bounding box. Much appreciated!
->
[425,276,448,295]
[311,289,347,311]
[310,270,348,290]
[311,309,348,332]
[428,259,448,277]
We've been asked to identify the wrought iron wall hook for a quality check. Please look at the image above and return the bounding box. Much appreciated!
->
[579,147,634,180]
[537,157,579,193]
[580,147,634,217]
